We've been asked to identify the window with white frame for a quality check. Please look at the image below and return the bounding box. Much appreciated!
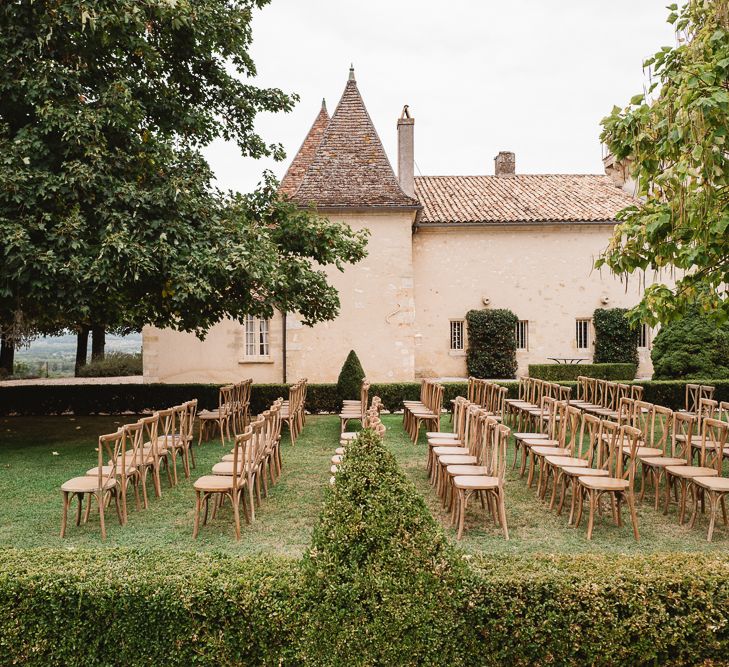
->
[638,323,651,349]
[575,318,591,350]
[244,315,270,357]
[515,320,529,350]
[450,320,465,351]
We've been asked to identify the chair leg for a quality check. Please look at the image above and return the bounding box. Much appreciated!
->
[626,492,640,541]
[60,491,70,537]
[232,491,241,541]
[586,490,596,540]
[498,490,509,540]
[73,493,83,527]
[456,489,467,540]
[193,491,201,538]
[113,489,123,525]
[98,492,107,541]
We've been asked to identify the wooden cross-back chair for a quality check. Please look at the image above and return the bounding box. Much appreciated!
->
[339,379,370,433]
[522,400,570,487]
[538,405,587,503]
[406,382,443,443]
[61,429,125,540]
[684,383,716,415]
[636,404,674,508]
[451,419,510,540]
[281,380,305,445]
[428,402,479,487]
[198,384,234,446]
[689,418,729,541]
[432,405,486,501]
[574,422,642,540]
[664,412,724,526]
[551,412,604,524]
[193,426,253,540]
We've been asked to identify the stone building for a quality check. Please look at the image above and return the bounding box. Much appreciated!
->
[143,68,655,383]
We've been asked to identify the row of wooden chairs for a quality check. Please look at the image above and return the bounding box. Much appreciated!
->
[198,379,252,446]
[403,379,444,443]
[426,399,510,540]
[331,398,384,480]
[516,396,729,541]
[281,378,307,445]
[339,378,370,433]
[571,377,644,419]
[503,377,572,432]
[192,400,283,540]
[60,400,198,540]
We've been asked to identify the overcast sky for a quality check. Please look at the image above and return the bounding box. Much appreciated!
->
[204,0,677,193]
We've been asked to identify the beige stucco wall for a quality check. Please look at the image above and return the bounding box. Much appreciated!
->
[143,209,417,384]
[412,223,659,379]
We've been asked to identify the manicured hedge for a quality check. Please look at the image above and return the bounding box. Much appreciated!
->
[4,379,729,415]
[0,549,301,666]
[298,428,472,664]
[528,363,637,381]
[465,554,729,666]
[466,308,519,379]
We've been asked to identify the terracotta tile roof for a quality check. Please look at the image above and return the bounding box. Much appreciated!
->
[286,70,419,210]
[414,175,635,224]
[279,100,330,197]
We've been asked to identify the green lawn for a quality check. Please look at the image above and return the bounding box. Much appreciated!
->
[0,413,337,556]
[0,413,726,555]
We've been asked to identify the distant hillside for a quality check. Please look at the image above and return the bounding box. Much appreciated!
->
[13,332,142,377]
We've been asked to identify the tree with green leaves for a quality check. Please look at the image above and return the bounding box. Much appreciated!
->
[0,1,368,375]
[597,0,729,325]
[336,350,366,403]
[651,307,729,379]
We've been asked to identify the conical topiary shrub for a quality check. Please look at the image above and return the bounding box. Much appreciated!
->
[336,350,366,405]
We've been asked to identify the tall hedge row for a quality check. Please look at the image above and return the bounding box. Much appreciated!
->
[465,308,519,379]
[529,362,636,381]
[3,379,729,415]
[593,307,639,365]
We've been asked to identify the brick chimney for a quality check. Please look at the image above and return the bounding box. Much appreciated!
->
[494,151,515,177]
[397,105,415,197]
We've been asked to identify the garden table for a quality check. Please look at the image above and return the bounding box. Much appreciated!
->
[547,357,589,365]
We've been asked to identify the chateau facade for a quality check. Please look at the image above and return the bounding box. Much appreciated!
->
[143,69,656,384]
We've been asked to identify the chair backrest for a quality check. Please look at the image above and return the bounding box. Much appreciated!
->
[629,384,644,402]
[560,405,582,455]
[231,427,254,491]
[616,397,636,427]
[139,413,159,457]
[619,424,642,488]
[123,420,145,469]
[452,397,469,439]
[671,411,696,462]
[185,399,198,438]
[698,398,718,429]
[97,429,125,490]
[685,383,701,413]
[650,404,673,456]
[699,417,728,471]
[483,421,509,482]
[580,413,602,466]
[602,382,619,410]
[220,385,235,415]
[157,407,175,448]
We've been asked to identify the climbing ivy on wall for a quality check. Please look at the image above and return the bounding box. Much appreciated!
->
[593,308,639,365]
[465,309,518,379]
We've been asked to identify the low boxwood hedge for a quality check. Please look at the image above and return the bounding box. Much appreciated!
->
[528,363,637,381]
[465,554,729,666]
[0,549,301,666]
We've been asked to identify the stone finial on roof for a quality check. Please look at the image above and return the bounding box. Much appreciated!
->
[349,64,355,82]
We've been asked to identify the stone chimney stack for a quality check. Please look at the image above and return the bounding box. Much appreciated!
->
[494,151,516,177]
[397,105,415,198]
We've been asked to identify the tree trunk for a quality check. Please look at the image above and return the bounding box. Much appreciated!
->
[75,326,90,376]
[0,334,15,376]
[91,325,105,361]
